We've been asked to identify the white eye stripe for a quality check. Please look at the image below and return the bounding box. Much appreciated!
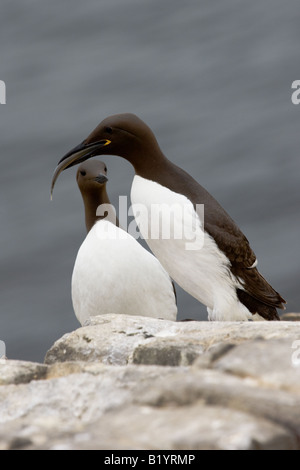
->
[248,259,258,269]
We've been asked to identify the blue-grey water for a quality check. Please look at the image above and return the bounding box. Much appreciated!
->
[1,0,300,362]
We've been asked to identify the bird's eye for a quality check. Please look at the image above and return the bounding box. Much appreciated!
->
[80,170,86,176]
[104,166,107,172]
[105,126,113,134]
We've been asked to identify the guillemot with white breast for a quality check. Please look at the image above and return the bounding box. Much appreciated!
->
[63,159,177,325]
[51,113,286,321]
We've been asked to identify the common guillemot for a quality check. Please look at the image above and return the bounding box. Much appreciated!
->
[69,160,177,325]
[51,114,286,321]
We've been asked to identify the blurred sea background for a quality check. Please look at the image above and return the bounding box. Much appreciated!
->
[0,0,299,362]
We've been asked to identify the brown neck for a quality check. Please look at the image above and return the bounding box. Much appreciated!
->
[127,143,170,180]
[81,186,119,233]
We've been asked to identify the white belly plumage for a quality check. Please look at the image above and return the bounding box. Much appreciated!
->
[72,220,177,325]
[131,175,252,321]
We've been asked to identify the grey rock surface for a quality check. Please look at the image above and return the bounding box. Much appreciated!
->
[0,314,300,450]
[45,314,300,365]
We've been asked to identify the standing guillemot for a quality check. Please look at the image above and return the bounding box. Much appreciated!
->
[68,160,177,325]
[51,113,286,321]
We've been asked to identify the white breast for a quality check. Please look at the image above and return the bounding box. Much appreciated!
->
[71,219,177,325]
[131,175,252,321]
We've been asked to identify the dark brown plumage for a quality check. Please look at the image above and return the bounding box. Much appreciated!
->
[51,113,286,320]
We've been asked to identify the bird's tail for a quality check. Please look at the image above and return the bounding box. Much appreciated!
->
[235,267,286,321]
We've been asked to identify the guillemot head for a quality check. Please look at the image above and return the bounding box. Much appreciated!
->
[76,160,108,193]
[76,160,116,233]
[51,113,163,197]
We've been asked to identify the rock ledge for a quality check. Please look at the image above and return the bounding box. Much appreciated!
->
[0,314,300,450]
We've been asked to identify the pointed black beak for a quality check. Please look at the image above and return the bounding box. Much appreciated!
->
[94,174,108,184]
[50,139,111,198]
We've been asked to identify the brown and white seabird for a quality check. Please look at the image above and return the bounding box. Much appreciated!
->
[70,159,177,325]
[51,113,286,321]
